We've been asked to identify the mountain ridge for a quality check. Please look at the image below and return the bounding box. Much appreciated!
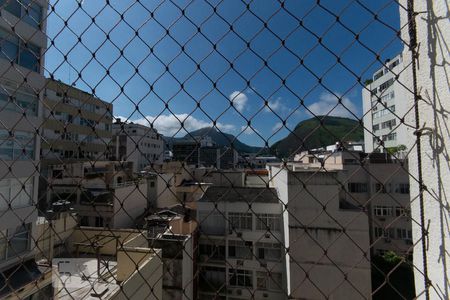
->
[163,116,363,157]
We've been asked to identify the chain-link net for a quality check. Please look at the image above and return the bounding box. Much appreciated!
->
[0,0,447,299]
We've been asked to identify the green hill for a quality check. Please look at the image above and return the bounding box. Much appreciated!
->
[174,127,262,153]
[270,116,364,158]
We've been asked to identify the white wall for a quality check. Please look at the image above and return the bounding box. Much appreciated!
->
[113,182,148,228]
[400,1,450,298]
[269,166,371,299]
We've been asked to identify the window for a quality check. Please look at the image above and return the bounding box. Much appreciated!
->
[95,217,104,227]
[229,269,252,287]
[374,227,394,239]
[382,132,397,141]
[348,183,368,193]
[228,212,252,231]
[395,207,409,217]
[256,242,282,261]
[0,0,43,29]
[373,70,384,81]
[0,29,41,71]
[0,130,35,160]
[257,272,282,291]
[374,206,393,217]
[390,59,400,69]
[397,228,409,240]
[256,213,281,231]
[0,87,38,116]
[0,223,31,261]
[381,119,396,129]
[372,105,395,119]
[374,183,391,193]
[200,266,226,288]
[199,243,225,261]
[379,78,394,92]
[228,240,252,259]
[372,124,379,131]
[394,183,410,194]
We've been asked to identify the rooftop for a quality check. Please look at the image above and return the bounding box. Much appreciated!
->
[199,186,279,203]
[53,258,119,300]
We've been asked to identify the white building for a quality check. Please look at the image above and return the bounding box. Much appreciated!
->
[294,150,412,258]
[399,0,450,298]
[268,162,372,299]
[196,186,287,300]
[362,53,414,153]
[46,161,148,229]
[111,120,164,172]
[0,0,49,298]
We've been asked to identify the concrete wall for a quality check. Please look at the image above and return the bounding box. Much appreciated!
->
[113,248,163,300]
[400,0,450,298]
[113,182,148,228]
[35,213,78,261]
[269,166,371,299]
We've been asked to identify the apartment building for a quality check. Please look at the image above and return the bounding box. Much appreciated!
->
[0,0,48,298]
[268,162,372,299]
[294,150,412,257]
[46,161,148,228]
[196,186,286,300]
[41,79,113,162]
[110,120,164,172]
[362,54,414,153]
[146,207,198,300]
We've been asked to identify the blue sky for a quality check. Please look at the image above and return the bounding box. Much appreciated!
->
[45,0,402,146]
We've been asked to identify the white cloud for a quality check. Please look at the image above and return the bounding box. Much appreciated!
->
[264,97,289,113]
[271,122,283,133]
[229,91,248,112]
[307,92,358,119]
[115,114,235,136]
[240,125,258,135]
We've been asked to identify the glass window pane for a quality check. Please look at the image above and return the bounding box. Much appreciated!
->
[0,179,10,210]
[0,130,13,160]
[0,34,19,63]
[0,0,21,17]
[21,0,42,28]
[8,224,29,257]
[19,42,40,71]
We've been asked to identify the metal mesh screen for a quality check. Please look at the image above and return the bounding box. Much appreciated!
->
[0,0,447,299]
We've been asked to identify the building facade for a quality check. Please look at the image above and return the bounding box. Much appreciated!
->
[0,0,49,298]
[46,161,148,228]
[268,162,372,299]
[111,120,164,172]
[172,138,238,169]
[362,54,414,153]
[293,150,412,257]
[196,186,287,300]
[41,79,113,162]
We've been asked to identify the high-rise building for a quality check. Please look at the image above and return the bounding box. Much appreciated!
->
[362,54,413,154]
[0,0,49,298]
[41,79,113,162]
[111,120,164,172]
